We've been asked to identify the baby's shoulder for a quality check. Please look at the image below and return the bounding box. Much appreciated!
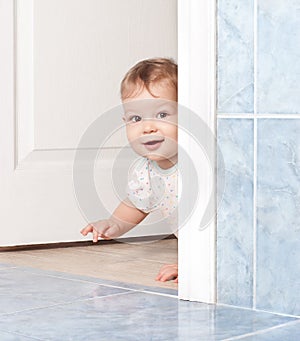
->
[127,158,151,183]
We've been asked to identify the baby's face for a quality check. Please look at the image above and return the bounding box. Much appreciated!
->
[122,84,177,169]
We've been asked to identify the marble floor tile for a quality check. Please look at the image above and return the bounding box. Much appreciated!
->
[235,320,300,341]
[0,267,129,316]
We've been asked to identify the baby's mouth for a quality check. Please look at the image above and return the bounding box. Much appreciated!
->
[142,139,164,151]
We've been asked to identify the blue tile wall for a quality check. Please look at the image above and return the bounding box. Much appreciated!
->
[217,119,254,307]
[217,1,300,316]
[217,0,254,113]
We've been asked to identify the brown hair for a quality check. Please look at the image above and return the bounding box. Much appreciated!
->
[121,58,177,100]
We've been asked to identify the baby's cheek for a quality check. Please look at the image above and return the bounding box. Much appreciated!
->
[129,140,147,157]
[125,127,132,141]
[126,126,139,142]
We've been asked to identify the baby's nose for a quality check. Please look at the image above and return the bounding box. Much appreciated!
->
[143,120,158,134]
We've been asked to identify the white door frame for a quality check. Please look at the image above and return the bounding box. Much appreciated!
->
[178,0,217,303]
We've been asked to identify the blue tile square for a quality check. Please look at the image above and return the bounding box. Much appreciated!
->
[217,0,254,113]
[257,0,300,114]
[257,119,300,316]
[217,119,254,307]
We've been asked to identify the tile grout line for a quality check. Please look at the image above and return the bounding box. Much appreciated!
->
[0,291,136,318]
[253,119,257,310]
[252,0,258,311]
[0,328,44,341]
[139,290,179,299]
[217,303,300,319]
[221,319,300,341]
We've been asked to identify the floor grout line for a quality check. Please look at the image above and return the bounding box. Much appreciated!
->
[217,303,300,319]
[221,319,300,341]
[0,291,136,318]
[140,289,179,299]
[0,328,44,341]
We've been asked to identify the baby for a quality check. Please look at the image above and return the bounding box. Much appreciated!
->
[81,58,178,282]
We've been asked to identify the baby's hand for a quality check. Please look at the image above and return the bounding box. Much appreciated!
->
[155,264,178,283]
[80,219,123,242]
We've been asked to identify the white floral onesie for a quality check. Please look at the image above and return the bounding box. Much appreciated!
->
[126,158,178,235]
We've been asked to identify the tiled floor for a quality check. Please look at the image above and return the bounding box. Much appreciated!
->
[0,264,299,340]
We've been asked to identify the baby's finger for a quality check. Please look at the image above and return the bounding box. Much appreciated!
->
[158,272,169,282]
[156,264,178,282]
[161,273,177,282]
[93,229,99,243]
[80,224,93,235]
[155,271,164,281]
[155,266,170,281]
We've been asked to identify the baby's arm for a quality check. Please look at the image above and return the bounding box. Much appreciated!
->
[80,199,148,242]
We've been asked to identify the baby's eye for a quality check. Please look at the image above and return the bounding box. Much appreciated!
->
[157,112,168,119]
[129,115,142,123]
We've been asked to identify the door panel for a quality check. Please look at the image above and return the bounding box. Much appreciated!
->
[0,0,177,246]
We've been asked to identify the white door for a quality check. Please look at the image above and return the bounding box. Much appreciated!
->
[0,0,177,246]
